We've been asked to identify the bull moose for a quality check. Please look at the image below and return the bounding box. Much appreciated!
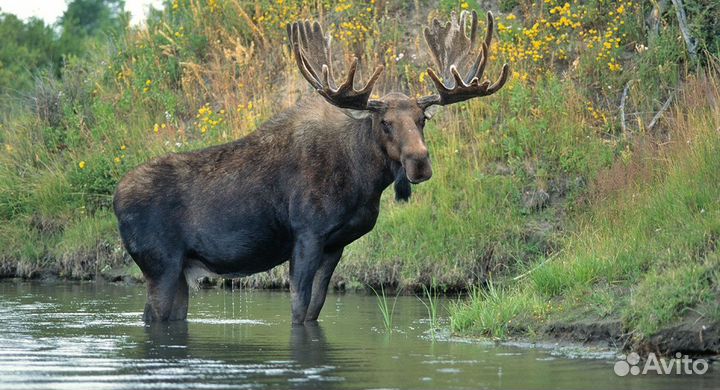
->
[113,10,509,324]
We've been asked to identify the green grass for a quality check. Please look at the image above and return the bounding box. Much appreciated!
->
[370,284,399,332]
[419,279,441,337]
[450,71,720,345]
[450,279,547,339]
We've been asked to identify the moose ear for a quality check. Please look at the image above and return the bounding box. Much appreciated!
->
[343,109,373,120]
[423,104,442,120]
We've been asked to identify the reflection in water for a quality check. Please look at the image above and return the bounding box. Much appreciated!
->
[143,322,190,360]
[0,281,715,390]
[290,323,328,369]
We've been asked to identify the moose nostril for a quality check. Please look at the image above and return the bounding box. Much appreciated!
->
[403,156,433,184]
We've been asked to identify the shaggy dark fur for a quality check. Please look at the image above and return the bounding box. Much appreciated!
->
[113,94,433,324]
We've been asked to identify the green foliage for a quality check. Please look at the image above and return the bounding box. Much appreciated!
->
[0,0,128,95]
[0,14,59,93]
[52,210,118,256]
[451,71,720,343]
[675,0,720,58]
[450,280,545,338]
[419,279,441,337]
[57,0,129,57]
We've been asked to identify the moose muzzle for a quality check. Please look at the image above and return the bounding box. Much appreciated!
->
[402,148,432,184]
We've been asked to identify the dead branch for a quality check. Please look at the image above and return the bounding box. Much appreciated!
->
[620,80,633,133]
[647,0,668,40]
[646,94,674,131]
[512,250,564,282]
[670,0,698,61]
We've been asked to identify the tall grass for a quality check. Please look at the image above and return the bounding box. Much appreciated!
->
[451,68,720,344]
[0,0,632,284]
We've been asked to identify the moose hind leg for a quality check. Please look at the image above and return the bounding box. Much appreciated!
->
[170,274,189,321]
[142,256,185,323]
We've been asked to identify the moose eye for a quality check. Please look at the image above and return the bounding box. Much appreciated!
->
[381,120,392,134]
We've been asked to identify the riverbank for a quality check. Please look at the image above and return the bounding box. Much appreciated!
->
[450,70,720,355]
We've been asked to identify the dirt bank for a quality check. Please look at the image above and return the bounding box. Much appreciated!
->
[543,317,720,357]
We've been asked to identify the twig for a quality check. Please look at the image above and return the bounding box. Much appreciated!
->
[646,94,673,131]
[646,0,668,40]
[670,0,698,61]
[619,80,633,133]
[513,249,564,281]
[230,0,268,48]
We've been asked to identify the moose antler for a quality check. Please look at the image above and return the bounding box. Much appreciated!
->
[287,20,385,111]
[418,11,510,108]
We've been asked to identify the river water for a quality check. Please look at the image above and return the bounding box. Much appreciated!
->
[0,281,715,389]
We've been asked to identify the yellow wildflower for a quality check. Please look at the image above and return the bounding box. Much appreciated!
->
[78,161,86,169]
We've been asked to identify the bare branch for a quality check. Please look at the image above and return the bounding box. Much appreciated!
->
[619,80,633,133]
[646,94,674,131]
[670,0,698,61]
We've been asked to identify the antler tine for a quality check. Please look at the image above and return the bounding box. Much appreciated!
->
[469,10,479,49]
[288,23,320,89]
[486,63,511,94]
[419,10,511,108]
[287,19,384,111]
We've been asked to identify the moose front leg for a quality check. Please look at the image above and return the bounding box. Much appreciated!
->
[305,248,343,322]
[289,233,324,324]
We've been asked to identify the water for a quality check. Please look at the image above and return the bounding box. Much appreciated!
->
[0,282,715,390]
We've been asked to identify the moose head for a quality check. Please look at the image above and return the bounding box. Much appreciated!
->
[287,10,510,185]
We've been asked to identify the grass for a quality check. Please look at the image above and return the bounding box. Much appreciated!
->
[451,69,720,346]
[370,284,399,332]
[2,0,636,286]
[450,279,547,339]
[418,279,440,337]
